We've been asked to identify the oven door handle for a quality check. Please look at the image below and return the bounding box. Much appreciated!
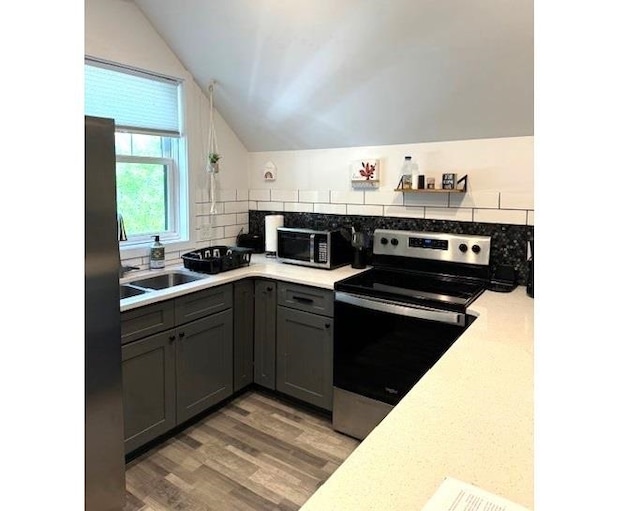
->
[334,292,466,326]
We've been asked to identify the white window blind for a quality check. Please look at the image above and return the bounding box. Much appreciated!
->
[85,58,181,136]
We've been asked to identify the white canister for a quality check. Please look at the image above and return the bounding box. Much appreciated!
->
[265,214,284,256]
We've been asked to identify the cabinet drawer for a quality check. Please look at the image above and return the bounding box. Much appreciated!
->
[277,282,334,317]
[174,284,232,325]
[121,301,175,345]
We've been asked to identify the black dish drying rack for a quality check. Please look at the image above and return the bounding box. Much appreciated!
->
[182,246,253,275]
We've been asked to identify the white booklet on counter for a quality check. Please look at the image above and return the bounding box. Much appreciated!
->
[421,477,530,511]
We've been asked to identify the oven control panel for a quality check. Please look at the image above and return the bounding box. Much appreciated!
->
[373,229,491,266]
[408,237,448,250]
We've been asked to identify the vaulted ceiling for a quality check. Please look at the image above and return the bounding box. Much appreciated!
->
[134,0,533,152]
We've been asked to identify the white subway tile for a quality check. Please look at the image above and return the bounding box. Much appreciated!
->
[211,226,225,239]
[236,189,249,201]
[450,191,500,209]
[225,225,244,239]
[219,237,238,246]
[384,206,425,218]
[314,203,347,214]
[194,203,212,216]
[248,201,257,210]
[364,190,403,206]
[347,205,384,216]
[500,192,534,210]
[249,189,271,201]
[271,189,299,202]
[217,189,237,202]
[257,201,284,211]
[403,193,449,208]
[284,202,314,213]
[211,214,237,227]
[237,212,249,224]
[424,207,473,222]
[474,209,527,225]
[527,210,535,225]
[224,201,249,214]
[299,190,330,203]
[194,187,208,203]
[331,190,364,204]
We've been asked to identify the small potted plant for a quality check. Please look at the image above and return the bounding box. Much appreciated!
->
[208,152,221,173]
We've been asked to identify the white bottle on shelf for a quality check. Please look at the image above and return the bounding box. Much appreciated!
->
[400,155,418,189]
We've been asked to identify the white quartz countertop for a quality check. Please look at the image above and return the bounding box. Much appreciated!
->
[119,254,368,312]
[120,257,534,510]
[300,286,534,511]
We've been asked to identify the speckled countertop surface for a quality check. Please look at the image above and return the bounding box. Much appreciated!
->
[300,286,534,511]
[119,254,368,312]
[120,256,534,510]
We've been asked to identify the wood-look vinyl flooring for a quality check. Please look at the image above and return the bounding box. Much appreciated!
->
[125,391,360,511]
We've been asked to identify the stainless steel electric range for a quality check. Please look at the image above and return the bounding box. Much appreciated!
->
[332,229,492,440]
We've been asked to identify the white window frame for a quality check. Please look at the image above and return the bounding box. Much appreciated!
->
[85,57,189,251]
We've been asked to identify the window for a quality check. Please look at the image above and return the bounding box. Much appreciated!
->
[84,58,186,245]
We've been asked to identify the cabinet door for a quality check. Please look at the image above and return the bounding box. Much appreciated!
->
[276,307,333,410]
[233,280,254,392]
[175,309,233,424]
[254,279,277,389]
[122,332,176,454]
[174,285,233,326]
[277,282,334,317]
[121,301,174,345]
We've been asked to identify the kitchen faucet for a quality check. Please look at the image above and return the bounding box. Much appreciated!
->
[117,213,139,277]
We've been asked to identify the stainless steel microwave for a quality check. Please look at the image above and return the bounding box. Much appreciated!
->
[276,227,352,269]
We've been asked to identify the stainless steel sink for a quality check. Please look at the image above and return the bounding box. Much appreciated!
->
[120,284,148,299]
[127,271,206,290]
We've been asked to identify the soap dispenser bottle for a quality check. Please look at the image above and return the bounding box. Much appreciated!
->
[150,235,165,269]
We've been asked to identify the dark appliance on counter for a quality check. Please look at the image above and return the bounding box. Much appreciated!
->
[276,227,352,269]
[182,246,253,274]
[85,116,125,509]
[351,224,367,269]
[332,229,491,440]
[488,264,518,293]
[236,232,265,253]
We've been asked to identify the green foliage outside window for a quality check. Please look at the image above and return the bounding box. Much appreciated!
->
[116,162,167,235]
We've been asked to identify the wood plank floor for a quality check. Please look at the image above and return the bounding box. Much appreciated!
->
[125,390,360,511]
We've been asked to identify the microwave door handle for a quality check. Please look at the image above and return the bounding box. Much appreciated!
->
[334,292,465,326]
[310,233,315,262]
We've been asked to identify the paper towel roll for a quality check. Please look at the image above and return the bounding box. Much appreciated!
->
[265,214,284,255]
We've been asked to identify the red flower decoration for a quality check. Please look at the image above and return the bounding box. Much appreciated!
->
[359,162,376,180]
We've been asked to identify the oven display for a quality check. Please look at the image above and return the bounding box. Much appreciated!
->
[408,237,449,250]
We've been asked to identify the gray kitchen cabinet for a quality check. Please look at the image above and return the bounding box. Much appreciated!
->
[233,280,254,392]
[121,284,233,454]
[122,330,176,454]
[277,281,334,317]
[121,300,174,345]
[254,279,277,389]
[176,309,233,423]
[175,285,233,325]
[276,283,334,410]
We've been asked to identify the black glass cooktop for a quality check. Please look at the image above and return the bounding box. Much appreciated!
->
[335,268,487,312]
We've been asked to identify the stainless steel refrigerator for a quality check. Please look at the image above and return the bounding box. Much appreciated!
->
[85,115,125,510]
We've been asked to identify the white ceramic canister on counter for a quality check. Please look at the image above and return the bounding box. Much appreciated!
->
[264,214,284,257]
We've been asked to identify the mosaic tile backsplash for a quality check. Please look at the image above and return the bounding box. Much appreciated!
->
[249,211,534,285]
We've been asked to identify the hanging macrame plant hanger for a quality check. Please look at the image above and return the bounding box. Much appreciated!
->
[207,81,220,214]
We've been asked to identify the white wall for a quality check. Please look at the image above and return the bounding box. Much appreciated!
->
[85,0,534,268]
[247,136,534,226]
[85,0,251,265]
